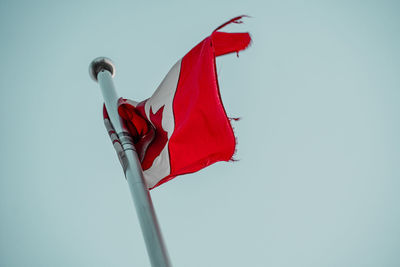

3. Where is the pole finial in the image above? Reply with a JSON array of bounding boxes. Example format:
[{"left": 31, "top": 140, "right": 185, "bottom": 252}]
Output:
[{"left": 89, "top": 57, "right": 116, "bottom": 82}]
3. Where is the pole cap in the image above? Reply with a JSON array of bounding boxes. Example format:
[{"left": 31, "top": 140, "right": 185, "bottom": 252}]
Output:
[{"left": 89, "top": 57, "right": 116, "bottom": 82}]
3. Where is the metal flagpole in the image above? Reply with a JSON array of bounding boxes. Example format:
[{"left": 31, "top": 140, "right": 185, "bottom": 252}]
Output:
[{"left": 89, "top": 57, "right": 171, "bottom": 267}]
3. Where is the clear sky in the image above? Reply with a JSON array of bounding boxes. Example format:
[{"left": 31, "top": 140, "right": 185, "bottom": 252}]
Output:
[{"left": 1, "top": 0, "right": 399, "bottom": 266}]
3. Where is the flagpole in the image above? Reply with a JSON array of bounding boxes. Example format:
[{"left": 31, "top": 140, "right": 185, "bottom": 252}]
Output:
[{"left": 89, "top": 57, "right": 171, "bottom": 267}]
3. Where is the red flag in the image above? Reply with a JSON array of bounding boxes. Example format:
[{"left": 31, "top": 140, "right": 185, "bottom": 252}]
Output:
[{"left": 104, "top": 16, "right": 251, "bottom": 189}]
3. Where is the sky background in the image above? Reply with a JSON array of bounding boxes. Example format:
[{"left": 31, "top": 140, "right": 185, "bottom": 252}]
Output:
[{"left": 1, "top": 0, "right": 400, "bottom": 266}]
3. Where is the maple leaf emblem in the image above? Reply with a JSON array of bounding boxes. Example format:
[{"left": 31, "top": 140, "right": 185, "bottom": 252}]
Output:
[{"left": 134, "top": 103, "right": 169, "bottom": 171}]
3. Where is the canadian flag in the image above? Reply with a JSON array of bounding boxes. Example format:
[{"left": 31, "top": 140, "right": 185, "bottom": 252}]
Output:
[{"left": 104, "top": 16, "right": 251, "bottom": 189}]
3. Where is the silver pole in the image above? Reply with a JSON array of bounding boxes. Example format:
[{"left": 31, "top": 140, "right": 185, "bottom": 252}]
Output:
[{"left": 89, "top": 57, "right": 171, "bottom": 267}]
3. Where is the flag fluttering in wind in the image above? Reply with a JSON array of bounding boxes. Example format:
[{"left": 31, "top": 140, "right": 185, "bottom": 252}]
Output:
[{"left": 104, "top": 16, "right": 251, "bottom": 189}]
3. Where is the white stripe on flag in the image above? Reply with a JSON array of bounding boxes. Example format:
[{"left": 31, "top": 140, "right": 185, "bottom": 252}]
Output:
[{"left": 143, "top": 60, "right": 181, "bottom": 188}]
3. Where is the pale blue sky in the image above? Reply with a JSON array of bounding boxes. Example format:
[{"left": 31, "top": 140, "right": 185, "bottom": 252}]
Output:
[{"left": 1, "top": 1, "right": 399, "bottom": 266}]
